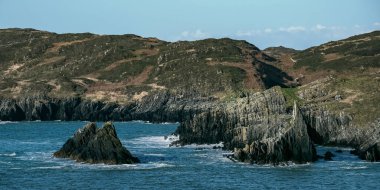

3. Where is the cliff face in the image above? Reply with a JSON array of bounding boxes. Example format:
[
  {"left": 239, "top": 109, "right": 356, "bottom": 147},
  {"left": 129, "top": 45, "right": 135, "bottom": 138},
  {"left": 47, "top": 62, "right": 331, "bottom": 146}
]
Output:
[
  {"left": 0, "top": 96, "right": 132, "bottom": 121},
  {"left": 298, "top": 77, "right": 380, "bottom": 162},
  {"left": 0, "top": 93, "right": 212, "bottom": 122},
  {"left": 175, "top": 87, "right": 316, "bottom": 164}
]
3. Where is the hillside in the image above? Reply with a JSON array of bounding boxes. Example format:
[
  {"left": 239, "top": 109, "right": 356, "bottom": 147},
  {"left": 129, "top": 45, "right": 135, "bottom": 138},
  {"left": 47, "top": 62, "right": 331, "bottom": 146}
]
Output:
[{"left": 0, "top": 28, "right": 292, "bottom": 103}]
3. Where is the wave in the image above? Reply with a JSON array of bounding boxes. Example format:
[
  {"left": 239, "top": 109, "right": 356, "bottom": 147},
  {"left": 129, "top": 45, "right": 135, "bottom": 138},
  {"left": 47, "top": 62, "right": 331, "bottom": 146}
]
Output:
[
  {"left": 50, "top": 161, "right": 175, "bottom": 171},
  {"left": 15, "top": 150, "right": 174, "bottom": 171},
  {"left": 0, "top": 121, "right": 18, "bottom": 125},
  {"left": 0, "top": 152, "right": 16, "bottom": 157},
  {"left": 19, "top": 141, "right": 52, "bottom": 145},
  {"left": 182, "top": 142, "right": 224, "bottom": 149},
  {"left": 160, "top": 122, "right": 180, "bottom": 125},
  {"left": 16, "top": 151, "right": 55, "bottom": 162},
  {"left": 144, "top": 153, "right": 166, "bottom": 157},
  {"left": 124, "top": 136, "right": 172, "bottom": 148},
  {"left": 341, "top": 166, "right": 368, "bottom": 170},
  {"left": 129, "top": 120, "right": 153, "bottom": 124},
  {"left": 32, "top": 166, "right": 65, "bottom": 170},
  {"left": 240, "top": 161, "right": 312, "bottom": 169}
]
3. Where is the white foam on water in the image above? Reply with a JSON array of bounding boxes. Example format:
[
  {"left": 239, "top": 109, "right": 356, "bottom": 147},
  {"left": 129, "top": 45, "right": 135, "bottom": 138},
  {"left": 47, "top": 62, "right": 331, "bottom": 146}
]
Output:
[
  {"left": 0, "top": 121, "right": 17, "bottom": 125},
  {"left": 124, "top": 136, "right": 172, "bottom": 148},
  {"left": 0, "top": 161, "right": 12, "bottom": 164},
  {"left": 18, "top": 141, "right": 52, "bottom": 145},
  {"left": 0, "top": 152, "right": 17, "bottom": 157},
  {"left": 17, "top": 151, "right": 55, "bottom": 162},
  {"left": 341, "top": 166, "right": 368, "bottom": 170},
  {"left": 182, "top": 142, "right": 224, "bottom": 149},
  {"left": 69, "top": 162, "right": 174, "bottom": 170},
  {"left": 241, "top": 161, "right": 312, "bottom": 169},
  {"left": 32, "top": 166, "right": 65, "bottom": 170},
  {"left": 18, "top": 150, "right": 175, "bottom": 171},
  {"left": 144, "top": 153, "right": 166, "bottom": 157},
  {"left": 160, "top": 122, "right": 180, "bottom": 125},
  {"left": 10, "top": 167, "right": 22, "bottom": 170},
  {"left": 130, "top": 120, "right": 152, "bottom": 124}
]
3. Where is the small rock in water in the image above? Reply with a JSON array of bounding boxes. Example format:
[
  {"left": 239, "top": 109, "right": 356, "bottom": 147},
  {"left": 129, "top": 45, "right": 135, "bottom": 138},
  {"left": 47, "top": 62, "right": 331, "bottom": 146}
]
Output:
[
  {"left": 335, "top": 149, "right": 343, "bottom": 153},
  {"left": 350, "top": 149, "right": 359, "bottom": 155},
  {"left": 53, "top": 122, "right": 139, "bottom": 164},
  {"left": 324, "top": 151, "right": 335, "bottom": 161}
]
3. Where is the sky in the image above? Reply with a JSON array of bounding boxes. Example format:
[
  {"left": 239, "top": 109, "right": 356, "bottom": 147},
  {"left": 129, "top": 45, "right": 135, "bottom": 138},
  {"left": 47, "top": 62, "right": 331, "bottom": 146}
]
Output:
[{"left": 0, "top": 0, "right": 379, "bottom": 50}]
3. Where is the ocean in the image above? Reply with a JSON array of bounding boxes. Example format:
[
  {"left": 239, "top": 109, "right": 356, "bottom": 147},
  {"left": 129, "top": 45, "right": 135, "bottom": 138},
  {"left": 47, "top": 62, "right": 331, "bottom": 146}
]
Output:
[{"left": 0, "top": 121, "right": 379, "bottom": 189}]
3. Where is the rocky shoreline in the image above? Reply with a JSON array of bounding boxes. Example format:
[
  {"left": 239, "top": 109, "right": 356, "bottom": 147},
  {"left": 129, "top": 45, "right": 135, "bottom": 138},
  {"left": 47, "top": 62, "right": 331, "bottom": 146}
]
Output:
[{"left": 1, "top": 86, "right": 379, "bottom": 164}]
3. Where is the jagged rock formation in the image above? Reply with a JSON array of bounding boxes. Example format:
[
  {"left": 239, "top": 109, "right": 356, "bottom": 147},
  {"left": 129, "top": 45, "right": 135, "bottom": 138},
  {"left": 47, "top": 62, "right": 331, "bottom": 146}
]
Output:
[
  {"left": 233, "top": 102, "right": 316, "bottom": 164},
  {"left": 175, "top": 87, "right": 316, "bottom": 164},
  {"left": 54, "top": 122, "right": 139, "bottom": 164}
]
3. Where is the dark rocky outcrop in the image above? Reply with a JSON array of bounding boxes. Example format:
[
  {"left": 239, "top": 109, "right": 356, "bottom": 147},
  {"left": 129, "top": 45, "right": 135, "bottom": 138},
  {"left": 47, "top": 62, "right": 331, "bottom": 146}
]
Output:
[
  {"left": 54, "top": 122, "right": 139, "bottom": 164},
  {"left": 174, "top": 87, "right": 317, "bottom": 165},
  {"left": 0, "top": 92, "right": 212, "bottom": 123},
  {"left": 324, "top": 151, "right": 335, "bottom": 161}
]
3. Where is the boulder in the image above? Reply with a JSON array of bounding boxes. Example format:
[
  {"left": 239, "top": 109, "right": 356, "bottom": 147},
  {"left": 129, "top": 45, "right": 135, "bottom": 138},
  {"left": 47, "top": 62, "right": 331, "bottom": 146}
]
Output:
[{"left": 54, "top": 122, "right": 139, "bottom": 164}]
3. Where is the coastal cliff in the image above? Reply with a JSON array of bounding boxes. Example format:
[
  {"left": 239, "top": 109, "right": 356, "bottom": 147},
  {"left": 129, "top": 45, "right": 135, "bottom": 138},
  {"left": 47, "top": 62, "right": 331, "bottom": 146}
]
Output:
[
  {"left": 174, "top": 87, "right": 316, "bottom": 164},
  {"left": 1, "top": 28, "right": 379, "bottom": 164}
]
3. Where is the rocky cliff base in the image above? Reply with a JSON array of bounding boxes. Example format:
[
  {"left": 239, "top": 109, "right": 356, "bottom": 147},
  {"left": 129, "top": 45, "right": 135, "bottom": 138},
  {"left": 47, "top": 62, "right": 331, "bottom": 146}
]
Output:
[
  {"left": 54, "top": 122, "right": 139, "bottom": 164},
  {"left": 174, "top": 86, "right": 380, "bottom": 164},
  {"left": 174, "top": 87, "right": 317, "bottom": 164}
]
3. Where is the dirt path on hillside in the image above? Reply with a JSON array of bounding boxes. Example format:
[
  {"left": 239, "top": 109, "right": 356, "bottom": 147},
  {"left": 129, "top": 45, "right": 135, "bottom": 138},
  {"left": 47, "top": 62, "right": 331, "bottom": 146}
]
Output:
[
  {"left": 46, "top": 37, "right": 97, "bottom": 53},
  {"left": 127, "top": 66, "right": 154, "bottom": 85}
]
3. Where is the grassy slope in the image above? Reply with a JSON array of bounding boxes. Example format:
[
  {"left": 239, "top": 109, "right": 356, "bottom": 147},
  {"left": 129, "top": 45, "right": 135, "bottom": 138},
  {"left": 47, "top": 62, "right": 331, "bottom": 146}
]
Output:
[
  {"left": 0, "top": 29, "right": 270, "bottom": 102},
  {"left": 280, "top": 31, "right": 380, "bottom": 126}
]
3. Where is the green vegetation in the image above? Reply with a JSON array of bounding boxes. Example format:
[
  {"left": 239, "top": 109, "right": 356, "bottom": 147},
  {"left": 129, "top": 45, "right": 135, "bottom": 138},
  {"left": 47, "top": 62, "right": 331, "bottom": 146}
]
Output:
[
  {"left": 281, "top": 87, "right": 302, "bottom": 108},
  {"left": 293, "top": 31, "right": 380, "bottom": 71},
  {"left": 327, "top": 75, "right": 380, "bottom": 125},
  {"left": 0, "top": 28, "right": 259, "bottom": 100}
]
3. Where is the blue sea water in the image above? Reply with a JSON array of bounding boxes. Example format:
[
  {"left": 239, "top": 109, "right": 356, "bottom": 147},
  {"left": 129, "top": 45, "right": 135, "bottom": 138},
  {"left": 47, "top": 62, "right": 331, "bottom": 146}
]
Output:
[{"left": 0, "top": 121, "right": 379, "bottom": 189}]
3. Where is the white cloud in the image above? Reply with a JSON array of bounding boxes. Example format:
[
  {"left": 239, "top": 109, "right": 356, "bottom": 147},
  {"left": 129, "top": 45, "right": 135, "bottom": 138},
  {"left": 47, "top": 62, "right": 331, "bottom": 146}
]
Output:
[
  {"left": 279, "top": 26, "right": 306, "bottom": 33},
  {"left": 181, "top": 31, "right": 189, "bottom": 37},
  {"left": 235, "top": 30, "right": 261, "bottom": 37},
  {"left": 373, "top": 22, "right": 380, "bottom": 26},
  {"left": 180, "top": 29, "right": 208, "bottom": 40},
  {"left": 264, "top": 28, "right": 272, "bottom": 33},
  {"left": 315, "top": 24, "right": 327, "bottom": 30}
]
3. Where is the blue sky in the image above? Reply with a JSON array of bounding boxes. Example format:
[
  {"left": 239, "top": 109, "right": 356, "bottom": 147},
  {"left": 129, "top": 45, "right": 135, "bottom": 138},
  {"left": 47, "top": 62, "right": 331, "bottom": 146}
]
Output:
[{"left": 0, "top": 0, "right": 379, "bottom": 49}]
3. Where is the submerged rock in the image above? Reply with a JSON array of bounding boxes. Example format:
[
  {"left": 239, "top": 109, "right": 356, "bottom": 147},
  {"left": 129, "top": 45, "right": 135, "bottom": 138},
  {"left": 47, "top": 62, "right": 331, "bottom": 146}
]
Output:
[
  {"left": 358, "top": 142, "right": 380, "bottom": 162},
  {"left": 324, "top": 151, "right": 335, "bottom": 161},
  {"left": 54, "top": 122, "right": 139, "bottom": 164}
]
